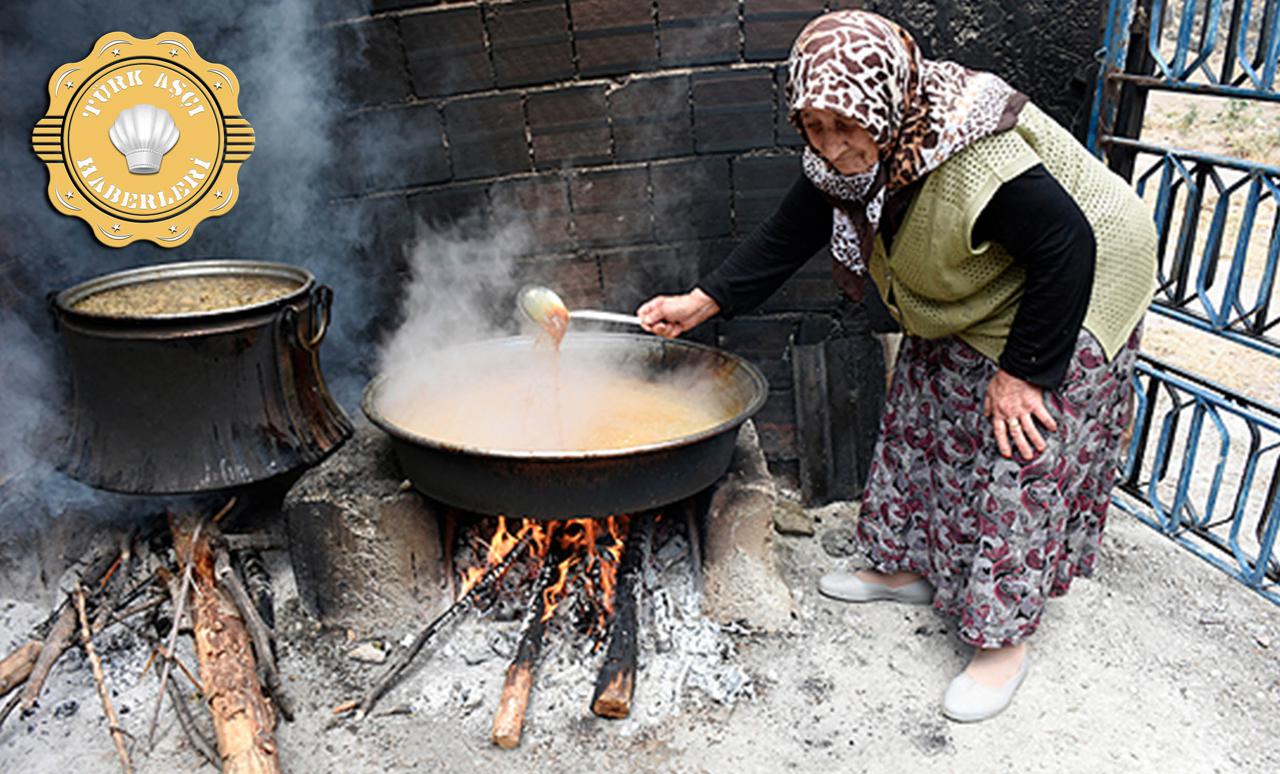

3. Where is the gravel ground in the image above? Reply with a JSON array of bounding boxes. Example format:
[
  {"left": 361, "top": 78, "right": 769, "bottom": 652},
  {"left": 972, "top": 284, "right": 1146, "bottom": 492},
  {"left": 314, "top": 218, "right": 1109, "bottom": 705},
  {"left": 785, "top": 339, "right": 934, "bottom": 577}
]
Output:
[{"left": 2, "top": 498, "right": 1277, "bottom": 773}]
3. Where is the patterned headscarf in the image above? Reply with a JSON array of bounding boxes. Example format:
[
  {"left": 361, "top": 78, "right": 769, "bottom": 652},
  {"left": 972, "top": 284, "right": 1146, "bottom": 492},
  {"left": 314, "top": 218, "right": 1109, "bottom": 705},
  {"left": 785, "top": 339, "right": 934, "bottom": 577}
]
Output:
[{"left": 787, "top": 11, "right": 1027, "bottom": 282}]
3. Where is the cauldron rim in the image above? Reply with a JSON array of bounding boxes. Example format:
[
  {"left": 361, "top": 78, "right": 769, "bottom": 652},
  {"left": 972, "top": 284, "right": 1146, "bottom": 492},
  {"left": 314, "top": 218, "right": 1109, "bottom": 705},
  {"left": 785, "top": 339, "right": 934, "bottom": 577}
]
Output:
[
  {"left": 53, "top": 258, "right": 314, "bottom": 326},
  {"left": 361, "top": 332, "right": 769, "bottom": 461}
]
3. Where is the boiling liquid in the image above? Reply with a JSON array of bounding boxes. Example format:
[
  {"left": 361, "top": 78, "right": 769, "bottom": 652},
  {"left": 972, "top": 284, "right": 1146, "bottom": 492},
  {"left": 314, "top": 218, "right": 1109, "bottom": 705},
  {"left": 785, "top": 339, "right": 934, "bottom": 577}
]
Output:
[{"left": 387, "top": 358, "right": 725, "bottom": 452}]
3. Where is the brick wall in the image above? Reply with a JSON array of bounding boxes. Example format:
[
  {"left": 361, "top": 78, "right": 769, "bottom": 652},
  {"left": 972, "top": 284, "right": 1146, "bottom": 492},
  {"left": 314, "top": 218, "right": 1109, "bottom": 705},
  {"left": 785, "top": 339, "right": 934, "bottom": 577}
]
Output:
[{"left": 326, "top": 0, "right": 1106, "bottom": 476}]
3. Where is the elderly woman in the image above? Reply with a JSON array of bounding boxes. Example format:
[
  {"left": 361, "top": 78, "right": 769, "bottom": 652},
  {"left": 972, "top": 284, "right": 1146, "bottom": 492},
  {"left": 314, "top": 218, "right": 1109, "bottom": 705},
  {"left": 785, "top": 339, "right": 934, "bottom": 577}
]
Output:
[{"left": 638, "top": 10, "right": 1156, "bottom": 722}]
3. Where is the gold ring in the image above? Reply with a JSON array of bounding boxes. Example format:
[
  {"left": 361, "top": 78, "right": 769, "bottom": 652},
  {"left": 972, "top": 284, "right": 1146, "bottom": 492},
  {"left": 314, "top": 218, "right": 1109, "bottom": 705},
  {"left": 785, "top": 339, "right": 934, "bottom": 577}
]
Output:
[{"left": 1008, "top": 418, "right": 1021, "bottom": 430}]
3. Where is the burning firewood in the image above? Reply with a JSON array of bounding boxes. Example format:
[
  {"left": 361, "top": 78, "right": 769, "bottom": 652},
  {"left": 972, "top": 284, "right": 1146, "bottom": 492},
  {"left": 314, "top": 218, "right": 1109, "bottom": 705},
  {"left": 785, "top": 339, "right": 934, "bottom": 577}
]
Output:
[
  {"left": 169, "top": 512, "right": 282, "bottom": 774},
  {"left": 73, "top": 585, "right": 133, "bottom": 774},
  {"left": 491, "top": 535, "right": 576, "bottom": 750},
  {"left": 354, "top": 530, "right": 535, "bottom": 721},
  {"left": 591, "top": 512, "right": 655, "bottom": 719}
]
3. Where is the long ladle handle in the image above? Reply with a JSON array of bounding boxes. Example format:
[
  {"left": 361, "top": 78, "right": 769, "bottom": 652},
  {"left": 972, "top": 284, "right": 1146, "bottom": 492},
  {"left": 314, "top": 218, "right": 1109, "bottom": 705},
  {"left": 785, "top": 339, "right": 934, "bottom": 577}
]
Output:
[{"left": 569, "top": 310, "right": 644, "bottom": 327}]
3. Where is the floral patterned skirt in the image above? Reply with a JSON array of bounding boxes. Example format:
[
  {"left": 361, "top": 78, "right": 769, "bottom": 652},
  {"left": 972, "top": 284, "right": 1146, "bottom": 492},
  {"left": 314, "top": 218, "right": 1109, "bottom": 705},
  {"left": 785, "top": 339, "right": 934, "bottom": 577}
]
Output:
[{"left": 855, "top": 325, "right": 1142, "bottom": 648}]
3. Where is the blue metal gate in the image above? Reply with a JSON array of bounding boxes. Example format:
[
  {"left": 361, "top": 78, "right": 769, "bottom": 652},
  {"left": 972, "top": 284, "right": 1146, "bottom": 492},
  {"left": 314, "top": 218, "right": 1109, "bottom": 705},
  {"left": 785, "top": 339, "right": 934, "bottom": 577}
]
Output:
[{"left": 1088, "top": 0, "right": 1280, "bottom": 603}]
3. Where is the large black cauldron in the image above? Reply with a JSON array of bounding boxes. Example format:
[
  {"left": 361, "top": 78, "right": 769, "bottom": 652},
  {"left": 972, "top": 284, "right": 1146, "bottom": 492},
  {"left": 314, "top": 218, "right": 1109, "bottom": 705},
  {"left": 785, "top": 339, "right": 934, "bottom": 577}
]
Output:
[
  {"left": 53, "top": 259, "right": 352, "bottom": 494},
  {"left": 362, "top": 332, "right": 768, "bottom": 518}
]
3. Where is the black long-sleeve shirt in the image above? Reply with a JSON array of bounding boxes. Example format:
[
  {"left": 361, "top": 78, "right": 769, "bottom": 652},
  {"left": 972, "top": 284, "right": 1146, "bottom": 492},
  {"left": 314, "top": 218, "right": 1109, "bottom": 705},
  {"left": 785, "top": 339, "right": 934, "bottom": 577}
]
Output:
[{"left": 698, "top": 164, "right": 1096, "bottom": 389}]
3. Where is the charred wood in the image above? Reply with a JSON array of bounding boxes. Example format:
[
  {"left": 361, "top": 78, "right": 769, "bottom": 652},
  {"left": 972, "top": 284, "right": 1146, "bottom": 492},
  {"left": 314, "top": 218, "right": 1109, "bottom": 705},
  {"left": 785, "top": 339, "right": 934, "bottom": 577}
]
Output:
[
  {"left": 215, "top": 548, "right": 292, "bottom": 722},
  {"left": 222, "top": 534, "right": 284, "bottom": 554},
  {"left": 591, "top": 512, "right": 654, "bottom": 719},
  {"left": 235, "top": 550, "right": 275, "bottom": 631},
  {"left": 682, "top": 499, "right": 704, "bottom": 597},
  {"left": 491, "top": 536, "right": 571, "bottom": 750}
]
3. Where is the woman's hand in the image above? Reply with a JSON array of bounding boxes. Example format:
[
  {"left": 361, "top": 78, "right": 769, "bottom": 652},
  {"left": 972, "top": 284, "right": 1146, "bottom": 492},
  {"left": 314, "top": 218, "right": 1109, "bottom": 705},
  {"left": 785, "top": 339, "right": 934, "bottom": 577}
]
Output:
[
  {"left": 982, "top": 369, "right": 1058, "bottom": 460},
  {"left": 637, "top": 288, "right": 720, "bottom": 339}
]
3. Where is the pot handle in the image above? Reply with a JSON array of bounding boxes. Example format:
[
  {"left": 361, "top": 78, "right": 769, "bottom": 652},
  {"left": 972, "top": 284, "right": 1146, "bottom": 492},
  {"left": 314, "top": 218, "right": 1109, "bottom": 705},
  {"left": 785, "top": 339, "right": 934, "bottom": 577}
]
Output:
[
  {"left": 308, "top": 285, "right": 333, "bottom": 349},
  {"left": 280, "top": 285, "right": 333, "bottom": 352}
]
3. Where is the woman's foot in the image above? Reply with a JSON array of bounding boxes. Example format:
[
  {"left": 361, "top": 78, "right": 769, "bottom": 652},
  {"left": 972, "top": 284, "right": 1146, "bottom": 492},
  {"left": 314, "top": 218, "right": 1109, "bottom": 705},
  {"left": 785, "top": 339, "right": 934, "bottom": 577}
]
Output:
[
  {"left": 855, "top": 569, "right": 923, "bottom": 588},
  {"left": 817, "top": 568, "right": 933, "bottom": 604},
  {"left": 942, "top": 643, "right": 1029, "bottom": 722},
  {"left": 965, "top": 643, "right": 1027, "bottom": 686}
]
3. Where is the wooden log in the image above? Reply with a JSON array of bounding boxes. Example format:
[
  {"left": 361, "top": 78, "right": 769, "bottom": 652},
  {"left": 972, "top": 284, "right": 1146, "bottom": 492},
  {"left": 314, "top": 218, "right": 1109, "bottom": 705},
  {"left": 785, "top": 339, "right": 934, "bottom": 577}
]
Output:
[
  {"left": 590, "top": 513, "right": 653, "bottom": 719},
  {"left": 20, "top": 603, "right": 76, "bottom": 712},
  {"left": 170, "top": 513, "right": 282, "bottom": 774},
  {"left": 0, "top": 641, "right": 40, "bottom": 698},
  {"left": 357, "top": 532, "right": 533, "bottom": 720},
  {"left": 491, "top": 540, "right": 566, "bottom": 750},
  {"left": 682, "top": 499, "right": 704, "bottom": 596},
  {"left": 74, "top": 585, "right": 133, "bottom": 774}
]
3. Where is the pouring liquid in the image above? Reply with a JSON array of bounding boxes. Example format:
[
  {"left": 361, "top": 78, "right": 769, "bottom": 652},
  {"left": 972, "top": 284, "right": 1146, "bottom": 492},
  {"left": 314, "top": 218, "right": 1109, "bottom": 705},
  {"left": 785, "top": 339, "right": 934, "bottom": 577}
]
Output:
[{"left": 530, "top": 306, "right": 569, "bottom": 448}]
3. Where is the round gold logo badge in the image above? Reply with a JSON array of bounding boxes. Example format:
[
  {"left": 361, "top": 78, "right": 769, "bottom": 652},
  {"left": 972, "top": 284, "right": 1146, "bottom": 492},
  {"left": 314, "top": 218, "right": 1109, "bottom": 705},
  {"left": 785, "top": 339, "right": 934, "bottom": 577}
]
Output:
[{"left": 32, "top": 32, "right": 253, "bottom": 248}]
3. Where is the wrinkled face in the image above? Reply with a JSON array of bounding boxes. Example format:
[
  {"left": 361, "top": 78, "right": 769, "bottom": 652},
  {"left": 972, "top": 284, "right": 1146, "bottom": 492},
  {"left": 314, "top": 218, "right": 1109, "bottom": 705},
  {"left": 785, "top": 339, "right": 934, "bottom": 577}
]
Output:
[{"left": 798, "top": 107, "right": 880, "bottom": 175}]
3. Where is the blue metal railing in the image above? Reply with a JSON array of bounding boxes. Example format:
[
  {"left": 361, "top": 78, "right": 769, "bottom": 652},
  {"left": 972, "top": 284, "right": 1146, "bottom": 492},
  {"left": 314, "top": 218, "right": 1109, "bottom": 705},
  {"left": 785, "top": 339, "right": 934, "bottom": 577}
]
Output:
[
  {"left": 1090, "top": 0, "right": 1280, "bottom": 604},
  {"left": 1119, "top": 139, "right": 1280, "bottom": 353},
  {"left": 1114, "top": 356, "right": 1280, "bottom": 602}
]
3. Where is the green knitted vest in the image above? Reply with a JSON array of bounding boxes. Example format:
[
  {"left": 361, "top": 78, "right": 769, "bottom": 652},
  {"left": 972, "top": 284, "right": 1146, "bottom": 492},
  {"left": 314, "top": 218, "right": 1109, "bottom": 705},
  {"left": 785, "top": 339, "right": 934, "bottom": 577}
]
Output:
[{"left": 867, "top": 103, "right": 1156, "bottom": 362}]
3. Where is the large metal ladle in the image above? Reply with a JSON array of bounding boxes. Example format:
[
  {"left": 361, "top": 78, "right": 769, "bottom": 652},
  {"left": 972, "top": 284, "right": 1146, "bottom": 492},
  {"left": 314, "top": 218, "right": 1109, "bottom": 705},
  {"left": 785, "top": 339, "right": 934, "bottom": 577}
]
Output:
[{"left": 517, "top": 285, "right": 643, "bottom": 334}]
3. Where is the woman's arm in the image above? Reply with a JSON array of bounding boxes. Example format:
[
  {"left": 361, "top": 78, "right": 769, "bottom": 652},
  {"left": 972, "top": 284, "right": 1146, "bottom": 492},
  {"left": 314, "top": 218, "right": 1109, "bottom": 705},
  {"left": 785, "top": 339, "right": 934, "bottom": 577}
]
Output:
[
  {"left": 697, "top": 174, "right": 833, "bottom": 317},
  {"left": 975, "top": 163, "right": 1095, "bottom": 459},
  {"left": 975, "top": 164, "right": 1096, "bottom": 390}
]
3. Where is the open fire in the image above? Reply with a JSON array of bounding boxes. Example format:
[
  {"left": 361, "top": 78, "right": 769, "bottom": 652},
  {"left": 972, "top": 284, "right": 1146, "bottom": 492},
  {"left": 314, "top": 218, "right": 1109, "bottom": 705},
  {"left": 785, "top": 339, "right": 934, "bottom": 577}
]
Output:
[
  {"left": 459, "top": 515, "right": 629, "bottom": 638},
  {"left": 453, "top": 513, "right": 645, "bottom": 747}
]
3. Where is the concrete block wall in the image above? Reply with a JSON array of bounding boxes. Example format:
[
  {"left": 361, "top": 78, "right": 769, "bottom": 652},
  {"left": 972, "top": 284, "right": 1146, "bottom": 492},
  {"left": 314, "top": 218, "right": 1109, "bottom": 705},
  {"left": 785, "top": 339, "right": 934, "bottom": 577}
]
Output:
[{"left": 326, "top": 0, "right": 1106, "bottom": 473}]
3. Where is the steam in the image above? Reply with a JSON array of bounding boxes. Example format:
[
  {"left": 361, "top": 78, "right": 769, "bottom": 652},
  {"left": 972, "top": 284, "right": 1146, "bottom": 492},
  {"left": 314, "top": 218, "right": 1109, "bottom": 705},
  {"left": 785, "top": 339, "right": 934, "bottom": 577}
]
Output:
[
  {"left": 377, "top": 216, "right": 534, "bottom": 388},
  {"left": 372, "top": 213, "right": 737, "bottom": 456}
]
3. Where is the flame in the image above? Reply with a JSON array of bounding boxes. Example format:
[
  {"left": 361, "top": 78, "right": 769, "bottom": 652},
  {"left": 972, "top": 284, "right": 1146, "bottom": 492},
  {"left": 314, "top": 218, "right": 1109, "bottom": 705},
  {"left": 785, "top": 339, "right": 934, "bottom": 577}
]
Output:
[
  {"left": 456, "top": 514, "right": 633, "bottom": 636},
  {"left": 459, "top": 516, "right": 545, "bottom": 596},
  {"left": 597, "top": 515, "right": 627, "bottom": 615},
  {"left": 541, "top": 555, "right": 578, "bottom": 622}
]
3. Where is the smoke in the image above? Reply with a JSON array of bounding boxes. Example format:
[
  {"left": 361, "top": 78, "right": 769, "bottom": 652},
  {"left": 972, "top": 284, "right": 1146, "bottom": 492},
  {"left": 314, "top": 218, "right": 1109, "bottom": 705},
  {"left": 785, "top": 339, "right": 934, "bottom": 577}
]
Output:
[
  {"left": 0, "top": 315, "right": 58, "bottom": 485},
  {"left": 0, "top": 0, "right": 394, "bottom": 537}
]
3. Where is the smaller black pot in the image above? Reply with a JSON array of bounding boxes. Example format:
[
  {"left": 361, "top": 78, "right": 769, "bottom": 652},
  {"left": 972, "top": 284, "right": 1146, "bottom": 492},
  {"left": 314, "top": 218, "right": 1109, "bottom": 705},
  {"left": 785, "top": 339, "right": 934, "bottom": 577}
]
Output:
[{"left": 53, "top": 259, "right": 352, "bottom": 494}]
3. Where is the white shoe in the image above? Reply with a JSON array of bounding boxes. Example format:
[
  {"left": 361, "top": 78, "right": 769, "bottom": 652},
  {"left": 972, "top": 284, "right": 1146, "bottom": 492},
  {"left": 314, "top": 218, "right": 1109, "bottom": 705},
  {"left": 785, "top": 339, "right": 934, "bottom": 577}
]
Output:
[
  {"left": 817, "top": 571, "right": 934, "bottom": 604},
  {"left": 942, "top": 653, "right": 1029, "bottom": 722}
]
